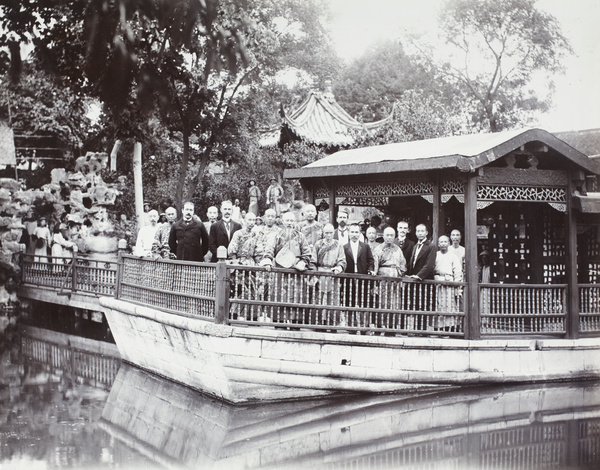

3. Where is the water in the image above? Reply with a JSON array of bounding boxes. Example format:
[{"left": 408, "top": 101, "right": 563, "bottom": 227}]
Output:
[{"left": 1, "top": 330, "right": 599, "bottom": 469}]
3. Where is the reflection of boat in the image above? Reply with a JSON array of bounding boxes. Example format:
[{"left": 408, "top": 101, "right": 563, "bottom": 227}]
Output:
[{"left": 100, "top": 365, "right": 600, "bottom": 470}]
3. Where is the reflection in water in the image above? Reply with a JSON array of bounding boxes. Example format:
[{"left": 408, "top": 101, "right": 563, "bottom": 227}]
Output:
[
  {"left": 1, "top": 331, "right": 599, "bottom": 469},
  {"left": 102, "top": 365, "right": 600, "bottom": 469}
]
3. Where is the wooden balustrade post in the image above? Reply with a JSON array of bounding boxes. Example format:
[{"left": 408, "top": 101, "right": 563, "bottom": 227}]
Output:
[
  {"left": 71, "top": 252, "right": 78, "bottom": 292},
  {"left": 214, "top": 248, "right": 230, "bottom": 325},
  {"left": 115, "top": 252, "right": 123, "bottom": 299}
]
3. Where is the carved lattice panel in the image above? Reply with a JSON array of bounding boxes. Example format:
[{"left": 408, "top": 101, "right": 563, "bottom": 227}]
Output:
[
  {"left": 542, "top": 204, "right": 567, "bottom": 284},
  {"left": 442, "top": 179, "right": 465, "bottom": 194},
  {"left": 336, "top": 181, "right": 433, "bottom": 198},
  {"left": 314, "top": 185, "right": 329, "bottom": 199},
  {"left": 588, "top": 263, "right": 600, "bottom": 284},
  {"left": 478, "top": 185, "right": 566, "bottom": 203},
  {"left": 338, "top": 197, "right": 389, "bottom": 206},
  {"left": 543, "top": 207, "right": 566, "bottom": 258}
]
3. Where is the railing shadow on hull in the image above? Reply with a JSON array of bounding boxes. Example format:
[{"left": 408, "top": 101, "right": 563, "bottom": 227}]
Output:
[{"left": 112, "top": 255, "right": 600, "bottom": 339}]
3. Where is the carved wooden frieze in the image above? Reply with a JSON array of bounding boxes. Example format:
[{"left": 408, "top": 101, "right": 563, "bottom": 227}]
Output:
[
  {"left": 314, "top": 185, "right": 329, "bottom": 199},
  {"left": 442, "top": 179, "right": 465, "bottom": 194},
  {"left": 338, "top": 197, "right": 389, "bottom": 206},
  {"left": 335, "top": 180, "right": 434, "bottom": 198},
  {"left": 477, "top": 185, "right": 566, "bottom": 203}
]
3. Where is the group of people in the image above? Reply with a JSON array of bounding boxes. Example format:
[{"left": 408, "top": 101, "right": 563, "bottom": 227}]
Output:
[
  {"left": 135, "top": 201, "right": 466, "bottom": 331},
  {"left": 23, "top": 214, "right": 79, "bottom": 268}
]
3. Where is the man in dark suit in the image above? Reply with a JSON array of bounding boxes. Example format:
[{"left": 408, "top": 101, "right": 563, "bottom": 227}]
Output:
[
  {"left": 169, "top": 201, "right": 209, "bottom": 262},
  {"left": 394, "top": 220, "right": 415, "bottom": 262},
  {"left": 342, "top": 223, "right": 374, "bottom": 329},
  {"left": 407, "top": 224, "right": 436, "bottom": 280},
  {"left": 344, "top": 224, "right": 374, "bottom": 275},
  {"left": 209, "top": 200, "right": 242, "bottom": 262},
  {"left": 406, "top": 223, "right": 437, "bottom": 322}
]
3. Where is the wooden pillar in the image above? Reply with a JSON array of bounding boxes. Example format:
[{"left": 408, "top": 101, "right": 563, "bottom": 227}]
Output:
[
  {"left": 432, "top": 174, "right": 441, "bottom": 243},
  {"left": 71, "top": 251, "right": 78, "bottom": 292},
  {"left": 214, "top": 257, "right": 230, "bottom": 325},
  {"left": 115, "top": 252, "right": 124, "bottom": 299},
  {"left": 306, "top": 181, "right": 314, "bottom": 206},
  {"left": 464, "top": 173, "right": 480, "bottom": 339},
  {"left": 565, "top": 173, "right": 580, "bottom": 339},
  {"left": 328, "top": 184, "right": 336, "bottom": 225}
]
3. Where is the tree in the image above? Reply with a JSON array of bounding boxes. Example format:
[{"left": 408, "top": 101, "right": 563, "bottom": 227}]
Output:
[
  {"left": 333, "top": 40, "right": 437, "bottom": 122},
  {"left": 350, "top": 90, "right": 461, "bottom": 147},
  {"left": 1, "top": 0, "right": 339, "bottom": 209},
  {"left": 418, "top": 0, "right": 572, "bottom": 132}
]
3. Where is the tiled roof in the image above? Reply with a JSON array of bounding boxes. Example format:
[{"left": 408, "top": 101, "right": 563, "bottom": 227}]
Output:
[
  {"left": 285, "top": 128, "right": 600, "bottom": 179},
  {"left": 555, "top": 128, "right": 600, "bottom": 158},
  {"left": 259, "top": 91, "right": 392, "bottom": 147},
  {"left": 0, "top": 122, "right": 16, "bottom": 166}
]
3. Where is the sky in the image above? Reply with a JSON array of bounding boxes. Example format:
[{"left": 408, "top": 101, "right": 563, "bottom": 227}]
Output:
[{"left": 324, "top": 0, "right": 600, "bottom": 132}]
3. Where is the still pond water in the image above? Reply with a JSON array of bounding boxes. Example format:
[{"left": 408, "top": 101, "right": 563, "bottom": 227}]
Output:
[{"left": 1, "top": 329, "right": 599, "bottom": 470}]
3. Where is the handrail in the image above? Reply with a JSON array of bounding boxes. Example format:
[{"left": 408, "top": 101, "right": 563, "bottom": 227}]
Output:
[
  {"left": 20, "top": 254, "right": 600, "bottom": 337},
  {"left": 21, "top": 253, "right": 117, "bottom": 296}
]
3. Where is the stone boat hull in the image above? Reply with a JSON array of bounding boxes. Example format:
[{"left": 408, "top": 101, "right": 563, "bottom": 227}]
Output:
[{"left": 100, "top": 297, "right": 600, "bottom": 404}]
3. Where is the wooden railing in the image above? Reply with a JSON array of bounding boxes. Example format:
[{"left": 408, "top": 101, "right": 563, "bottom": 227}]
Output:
[
  {"left": 22, "top": 253, "right": 117, "bottom": 296},
  {"left": 479, "top": 284, "right": 567, "bottom": 334},
  {"left": 579, "top": 284, "right": 600, "bottom": 333},
  {"left": 228, "top": 266, "right": 465, "bottom": 336},
  {"left": 21, "top": 254, "right": 600, "bottom": 337},
  {"left": 116, "top": 256, "right": 216, "bottom": 319}
]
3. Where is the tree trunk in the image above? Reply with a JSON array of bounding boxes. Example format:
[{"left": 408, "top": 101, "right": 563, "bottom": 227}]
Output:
[{"left": 175, "top": 130, "right": 190, "bottom": 211}]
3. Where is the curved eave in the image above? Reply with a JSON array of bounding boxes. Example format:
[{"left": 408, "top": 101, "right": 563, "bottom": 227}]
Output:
[{"left": 284, "top": 129, "right": 600, "bottom": 181}]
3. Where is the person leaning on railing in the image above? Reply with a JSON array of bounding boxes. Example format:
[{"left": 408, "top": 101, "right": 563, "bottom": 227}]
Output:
[
  {"left": 373, "top": 227, "right": 407, "bottom": 328},
  {"left": 260, "top": 211, "right": 311, "bottom": 325},
  {"left": 405, "top": 224, "right": 437, "bottom": 329},
  {"left": 433, "top": 235, "right": 463, "bottom": 332},
  {"left": 309, "top": 223, "right": 346, "bottom": 327},
  {"left": 342, "top": 223, "right": 375, "bottom": 330}
]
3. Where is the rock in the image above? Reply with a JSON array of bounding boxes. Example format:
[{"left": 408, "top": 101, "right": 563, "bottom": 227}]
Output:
[
  {"left": 0, "top": 178, "right": 21, "bottom": 192},
  {"left": 50, "top": 168, "right": 68, "bottom": 184}
]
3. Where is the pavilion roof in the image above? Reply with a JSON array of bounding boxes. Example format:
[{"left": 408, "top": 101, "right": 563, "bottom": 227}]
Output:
[
  {"left": 555, "top": 128, "right": 600, "bottom": 158},
  {"left": 284, "top": 128, "right": 600, "bottom": 180},
  {"left": 259, "top": 90, "right": 393, "bottom": 148}
]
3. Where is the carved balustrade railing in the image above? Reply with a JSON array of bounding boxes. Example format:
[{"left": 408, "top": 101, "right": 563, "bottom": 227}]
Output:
[
  {"left": 579, "top": 284, "right": 600, "bottom": 333},
  {"left": 479, "top": 283, "right": 567, "bottom": 334},
  {"left": 21, "top": 254, "right": 600, "bottom": 337},
  {"left": 227, "top": 267, "right": 466, "bottom": 337}
]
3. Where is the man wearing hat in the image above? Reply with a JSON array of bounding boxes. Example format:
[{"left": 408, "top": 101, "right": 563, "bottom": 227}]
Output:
[{"left": 266, "top": 177, "right": 283, "bottom": 216}]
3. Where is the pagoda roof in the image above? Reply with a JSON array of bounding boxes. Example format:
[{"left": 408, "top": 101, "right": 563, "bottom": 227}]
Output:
[
  {"left": 284, "top": 128, "right": 600, "bottom": 180},
  {"left": 259, "top": 90, "right": 393, "bottom": 148}
]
